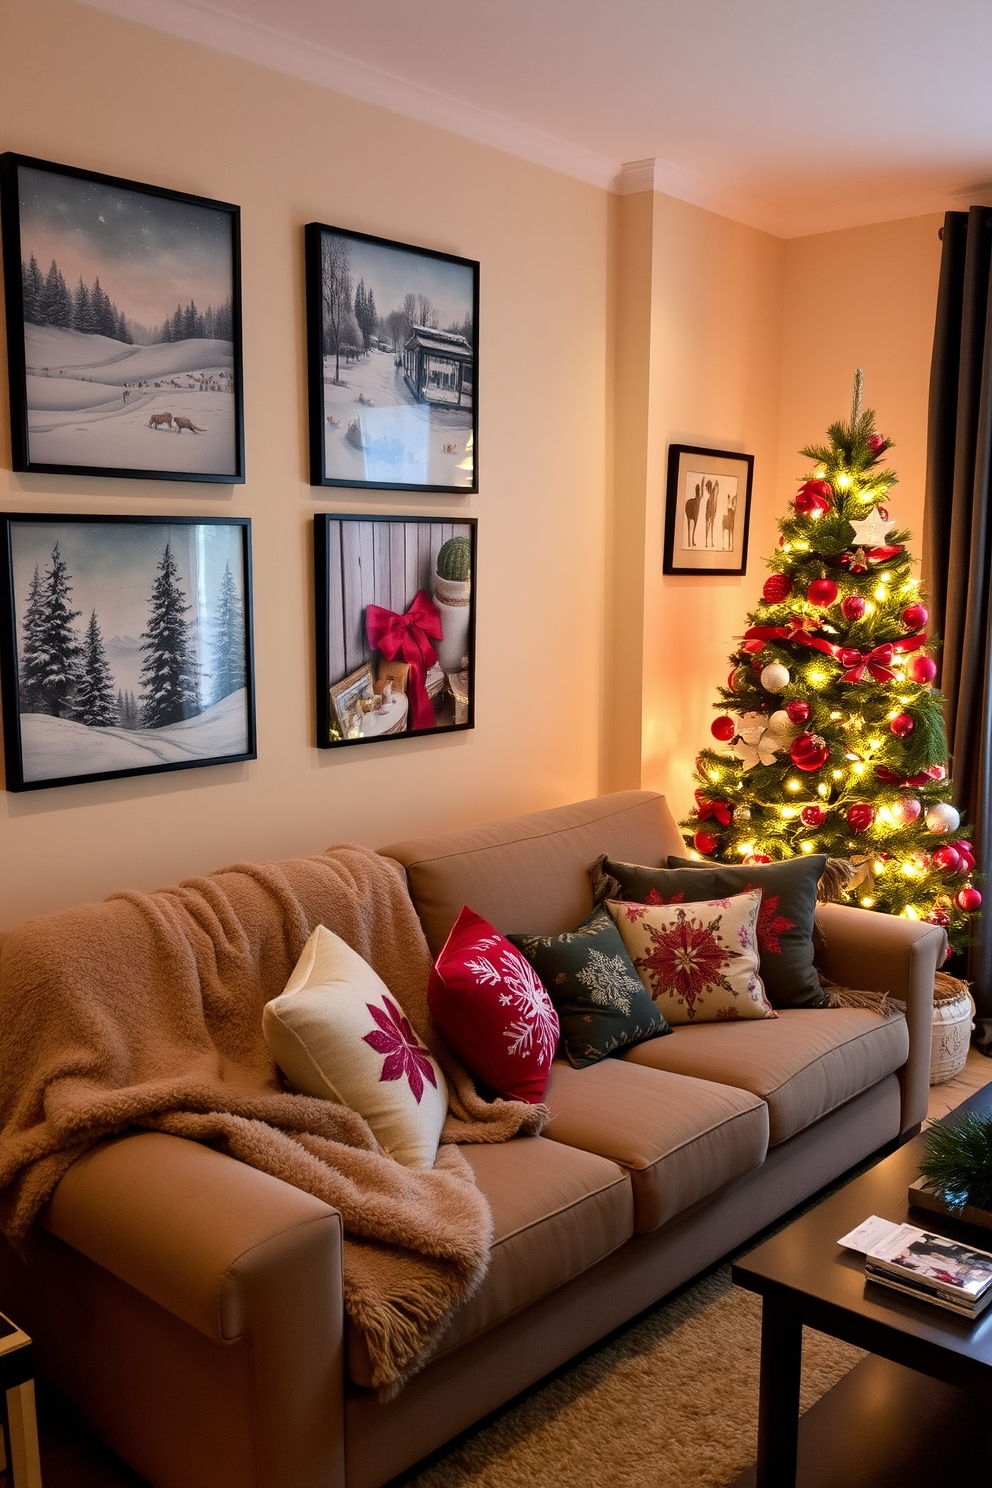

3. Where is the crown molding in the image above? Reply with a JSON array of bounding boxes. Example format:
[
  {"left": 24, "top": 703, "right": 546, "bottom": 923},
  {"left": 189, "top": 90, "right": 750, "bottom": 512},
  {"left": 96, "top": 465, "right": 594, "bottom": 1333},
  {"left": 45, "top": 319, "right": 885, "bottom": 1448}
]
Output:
[{"left": 74, "top": 0, "right": 620, "bottom": 190}]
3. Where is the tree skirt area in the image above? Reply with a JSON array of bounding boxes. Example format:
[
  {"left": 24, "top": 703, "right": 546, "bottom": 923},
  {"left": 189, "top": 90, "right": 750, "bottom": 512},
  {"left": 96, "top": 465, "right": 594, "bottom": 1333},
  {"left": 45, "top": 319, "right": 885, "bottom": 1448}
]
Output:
[{"left": 407, "top": 1265, "right": 863, "bottom": 1488}]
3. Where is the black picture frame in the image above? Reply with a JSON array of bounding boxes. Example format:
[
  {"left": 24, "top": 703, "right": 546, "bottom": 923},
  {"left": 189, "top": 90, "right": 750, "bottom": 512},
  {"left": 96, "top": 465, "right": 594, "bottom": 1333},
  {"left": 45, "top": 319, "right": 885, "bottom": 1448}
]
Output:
[
  {"left": 314, "top": 514, "right": 476, "bottom": 748},
  {"left": 305, "top": 223, "right": 478, "bottom": 493},
  {"left": 0, "top": 153, "right": 244, "bottom": 483},
  {"left": 663, "top": 444, "right": 754, "bottom": 576},
  {"left": 0, "top": 513, "right": 255, "bottom": 791}
]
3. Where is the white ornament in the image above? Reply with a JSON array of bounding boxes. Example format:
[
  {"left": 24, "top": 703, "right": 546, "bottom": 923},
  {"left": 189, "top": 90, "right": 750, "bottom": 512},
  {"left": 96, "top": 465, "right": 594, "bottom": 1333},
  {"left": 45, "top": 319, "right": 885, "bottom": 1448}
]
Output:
[
  {"left": 925, "top": 802, "right": 961, "bottom": 835},
  {"left": 760, "top": 663, "right": 790, "bottom": 692},
  {"left": 890, "top": 797, "right": 922, "bottom": 827},
  {"left": 848, "top": 510, "right": 896, "bottom": 548}
]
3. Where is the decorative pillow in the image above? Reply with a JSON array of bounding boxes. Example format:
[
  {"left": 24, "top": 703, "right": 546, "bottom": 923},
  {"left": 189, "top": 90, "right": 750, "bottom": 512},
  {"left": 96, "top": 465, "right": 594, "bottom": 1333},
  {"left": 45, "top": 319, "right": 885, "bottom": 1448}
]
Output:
[
  {"left": 605, "top": 890, "right": 776, "bottom": 1025},
  {"left": 262, "top": 925, "right": 448, "bottom": 1169},
  {"left": 428, "top": 906, "right": 559, "bottom": 1103},
  {"left": 507, "top": 906, "right": 671, "bottom": 1069},
  {"left": 667, "top": 855, "right": 827, "bottom": 1009},
  {"left": 590, "top": 853, "right": 826, "bottom": 1010}
]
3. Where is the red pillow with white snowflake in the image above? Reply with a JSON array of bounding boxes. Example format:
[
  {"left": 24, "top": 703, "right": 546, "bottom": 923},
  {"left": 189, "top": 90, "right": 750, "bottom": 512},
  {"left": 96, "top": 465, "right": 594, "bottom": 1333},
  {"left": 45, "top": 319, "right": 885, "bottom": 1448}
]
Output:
[
  {"left": 428, "top": 906, "right": 560, "bottom": 1103},
  {"left": 605, "top": 890, "right": 776, "bottom": 1025}
]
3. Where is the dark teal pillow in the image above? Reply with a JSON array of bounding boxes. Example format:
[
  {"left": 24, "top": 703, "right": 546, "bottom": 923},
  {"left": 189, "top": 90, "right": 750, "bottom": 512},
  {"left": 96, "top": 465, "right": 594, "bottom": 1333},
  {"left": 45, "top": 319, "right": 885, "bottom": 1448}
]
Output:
[
  {"left": 508, "top": 906, "right": 670, "bottom": 1069},
  {"left": 589, "top": 854, "right": 827, "bottom": 1010}
]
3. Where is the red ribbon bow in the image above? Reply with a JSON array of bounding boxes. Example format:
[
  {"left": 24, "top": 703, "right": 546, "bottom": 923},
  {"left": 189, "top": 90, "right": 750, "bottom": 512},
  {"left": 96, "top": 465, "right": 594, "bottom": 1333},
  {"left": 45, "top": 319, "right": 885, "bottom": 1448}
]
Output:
[
  {"left": 366, "top": 591, "right": 444, "bottom": 731},
  {"left": 821, "top": 544, "right": 904, "bottom": 572},
  {"left": 694, "top": 790, "right": 732, "bottom": 826},
  {"left": 840, "top": 634, "right": 925, "bottom": 684},
  {"left": 840, "top": 643, "right": 895, "bottom": 684}
]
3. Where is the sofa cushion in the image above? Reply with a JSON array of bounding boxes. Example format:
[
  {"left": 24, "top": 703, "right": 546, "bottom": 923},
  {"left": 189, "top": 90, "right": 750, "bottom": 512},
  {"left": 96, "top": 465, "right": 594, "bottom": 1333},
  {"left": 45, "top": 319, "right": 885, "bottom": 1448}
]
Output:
[
  {"left": 540, "top": 1058, "right": 768, "bottom": 1233},
  {"left": 621, "top": 1007, "right": 909, "bottom": 1146},
  {"left": 346, "top": 1134, "right": 633, "bottom": 1387},
  {"left": 428, "top": 906, "right": 559, "bottom": 1103},
  {"left": 379, "top": 790, "right": 686, "bottom": 954},
  {"left": 262, "top": 925, "right": 448, "bottom": 1169},
  {"left": 591, "top": 853, "right": 826, "bottom": 1010},
  {"left": 606, "top": 891, "right": 776, "bottom": 1024},
  {"left": 507, "top": 905, "right": 670, "bottom": 1068}
]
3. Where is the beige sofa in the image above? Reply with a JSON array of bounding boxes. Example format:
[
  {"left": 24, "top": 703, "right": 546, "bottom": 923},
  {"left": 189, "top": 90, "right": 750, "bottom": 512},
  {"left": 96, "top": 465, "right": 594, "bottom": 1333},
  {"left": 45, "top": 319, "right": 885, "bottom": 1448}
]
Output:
[{"left": 0, "top": 791, "right": 944, "bottom": 1488}]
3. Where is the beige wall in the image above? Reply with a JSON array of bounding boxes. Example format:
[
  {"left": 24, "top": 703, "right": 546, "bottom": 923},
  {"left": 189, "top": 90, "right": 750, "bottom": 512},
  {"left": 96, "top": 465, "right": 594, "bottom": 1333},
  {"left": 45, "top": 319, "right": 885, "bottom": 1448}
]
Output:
[
  {"left": 0, "top": 1, "right": 945, "bottom": 929},
  {"left": 778, "top": 214, "right": 943, "bottom": 544},
  {"left": 0, "top": 0, "right": 610, "bottom": 928}
]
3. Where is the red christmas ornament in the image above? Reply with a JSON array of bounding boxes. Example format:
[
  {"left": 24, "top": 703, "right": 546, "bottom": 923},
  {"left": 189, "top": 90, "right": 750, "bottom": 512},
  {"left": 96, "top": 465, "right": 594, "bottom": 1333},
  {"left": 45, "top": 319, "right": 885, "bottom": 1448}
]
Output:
[
  {"left": 795, "top": 480, "right": 833, "bottom": 516},
  {"left": 892, "top": 796, "right": 922, "bottom": 826},
  {"left": 800, "top": 805, "right": 825, "bottom": 828},
  {"left": 902, "top": 603, "right": 928, "bottom": 630},
  {"left": 847, "top": 802, "right": 876, "bottom": 832},
  {"left": 925, "top": 910, "right": 950, "bottom": 927},
  {"left": 841, "top": 594, "right": 866, "bottom": 621},
  {"left": 877, "top": 507, "right": 889, "bottom": 521},
  {"left": 693, "top": 831, "right": 718, "bottom": 855},
  {"left": 807, "top": 576, "right": 838, "bottom": 607},
  {"left": 889, "top": 712, "right": 914, "bottom": 739},
  {"left": 908, "top": 655, "right": 937, "bottom": 684},
  {"left": 711, "top": 716, "right": 736, "bottom": 742},
  {"left": 785, "top": 698, "right": 811, "bottom": 725},
  {"left": 762, "top": 573, "right": 793, "bottom": 603},
  {"left": 957, "top": 886, "right": 983, "bottom": 912},
  {"left": 868, "top": 433, "right": 886, "bottom": 454},
  {"left": 743, "top": 853, "right": 772, "bottom": 865},
  {"left": 927, "top": 763, "right": 947, "bottom": 781},
  {"left": 790, "top": 733, "right": 830, "bottom": 772},
  {"left": 933, "top": 844, "right": 963, "bottom": 873},
  {"left": 956, "top": 842, "right": 976, "bottom": 872}
]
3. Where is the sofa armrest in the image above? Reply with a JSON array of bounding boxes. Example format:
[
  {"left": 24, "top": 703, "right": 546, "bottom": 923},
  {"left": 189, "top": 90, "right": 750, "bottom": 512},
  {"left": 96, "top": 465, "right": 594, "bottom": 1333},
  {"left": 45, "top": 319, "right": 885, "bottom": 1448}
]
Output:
[
  {"left": 815, "top": 902, "right": 944, "bottom": 1133},
  {"left": 42, "top": 1130, "right": 346, "bottom": 1488}
]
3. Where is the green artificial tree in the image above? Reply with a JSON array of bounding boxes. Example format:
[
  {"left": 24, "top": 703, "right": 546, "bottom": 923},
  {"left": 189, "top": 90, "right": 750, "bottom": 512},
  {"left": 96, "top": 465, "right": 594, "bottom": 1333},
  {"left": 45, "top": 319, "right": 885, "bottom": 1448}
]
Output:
[{"left": 682, "top": 372, "right": 980, "bottom": 952}]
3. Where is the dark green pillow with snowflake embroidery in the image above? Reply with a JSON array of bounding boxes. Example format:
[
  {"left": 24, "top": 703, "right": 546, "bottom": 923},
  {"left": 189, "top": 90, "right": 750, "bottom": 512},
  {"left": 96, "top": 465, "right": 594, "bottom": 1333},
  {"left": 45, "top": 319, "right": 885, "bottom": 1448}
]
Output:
[
  {"left": 589, "top": 853, "right": 827, "bottom": 1010},
  {"left": 507, "top": 906, "right": 671, "bottom": 1069}
]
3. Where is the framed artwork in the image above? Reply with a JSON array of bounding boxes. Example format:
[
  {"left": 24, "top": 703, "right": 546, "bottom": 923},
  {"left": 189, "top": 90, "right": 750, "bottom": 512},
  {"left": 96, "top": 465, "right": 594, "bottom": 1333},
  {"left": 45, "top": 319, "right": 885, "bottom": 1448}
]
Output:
[
  {"left": 0, "top": 153, "right": 244, "bottom": 482},
  {"left": 314, "top": 515, "right": 476, "bottom": 748},
  {"left": 663, "top": 444, "right": 754, "bottom": 576},
  {"left": 305, "top": 223, "right": 478, "bottom": 492},
  {"left": 0, "top": 514, "right": 255, "bottom": 791}
]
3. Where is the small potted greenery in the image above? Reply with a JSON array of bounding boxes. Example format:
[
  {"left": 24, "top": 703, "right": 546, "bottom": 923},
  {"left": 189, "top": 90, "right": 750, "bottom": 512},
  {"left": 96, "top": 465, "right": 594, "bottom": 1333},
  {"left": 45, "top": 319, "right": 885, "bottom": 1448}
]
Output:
[
  {"left": 911, "top": 1112, "right": 992, "bottom": 1229},
  {"left": 432, "top": 536, "right": 472, "bottom": 675}
]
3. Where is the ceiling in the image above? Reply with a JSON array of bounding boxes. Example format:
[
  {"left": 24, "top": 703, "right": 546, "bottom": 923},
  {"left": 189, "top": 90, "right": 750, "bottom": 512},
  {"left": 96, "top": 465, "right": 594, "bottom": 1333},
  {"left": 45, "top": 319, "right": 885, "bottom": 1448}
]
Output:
[{"left": 80, "top": 0, "right": 992, "bottom": 237}]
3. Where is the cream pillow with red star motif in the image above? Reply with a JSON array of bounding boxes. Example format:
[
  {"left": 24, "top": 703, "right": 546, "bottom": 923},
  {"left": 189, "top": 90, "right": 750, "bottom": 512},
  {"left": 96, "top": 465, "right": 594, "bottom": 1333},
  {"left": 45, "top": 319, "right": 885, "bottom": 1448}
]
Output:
[
  {"left": 605, "top": 890, "right": 776, "bottom": 1025},
  {"left": 262, "top": 925, "right": 448, "bottom": 1169}
]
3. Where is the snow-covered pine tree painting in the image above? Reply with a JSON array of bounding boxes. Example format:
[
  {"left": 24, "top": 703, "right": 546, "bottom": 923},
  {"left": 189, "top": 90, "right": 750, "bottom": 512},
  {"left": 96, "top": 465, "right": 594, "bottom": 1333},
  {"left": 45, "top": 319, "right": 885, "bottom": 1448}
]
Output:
[
  {"left": 2, "top": 157, "right": 241, "bottom": 480},
  {"left": 1, "top": 517, "right": 254, "bottom": 791}
]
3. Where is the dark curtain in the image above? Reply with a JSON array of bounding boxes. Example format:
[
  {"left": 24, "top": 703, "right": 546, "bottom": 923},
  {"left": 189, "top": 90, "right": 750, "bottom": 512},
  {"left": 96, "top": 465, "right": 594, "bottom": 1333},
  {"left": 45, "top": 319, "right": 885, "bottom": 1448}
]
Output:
[{"left": 923, "top": 206, "right": 992, "bottom": 1039}]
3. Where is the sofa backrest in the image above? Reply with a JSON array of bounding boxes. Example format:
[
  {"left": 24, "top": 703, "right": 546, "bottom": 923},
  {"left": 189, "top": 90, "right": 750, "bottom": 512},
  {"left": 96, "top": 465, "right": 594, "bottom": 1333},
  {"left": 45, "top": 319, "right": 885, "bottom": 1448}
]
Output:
[{"left": 379, "top": 790, "right": 684, "bottom": 954}]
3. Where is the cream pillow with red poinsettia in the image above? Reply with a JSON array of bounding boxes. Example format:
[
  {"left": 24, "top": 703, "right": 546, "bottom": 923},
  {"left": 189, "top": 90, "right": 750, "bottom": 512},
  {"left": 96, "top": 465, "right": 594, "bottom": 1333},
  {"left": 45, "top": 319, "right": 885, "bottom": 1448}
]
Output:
[
  {"left": 262, "top": 925, "right": 448, "bottom": 1169},
  {"left": 605, "top": 890, "right": 776, "bottom": 1025}
]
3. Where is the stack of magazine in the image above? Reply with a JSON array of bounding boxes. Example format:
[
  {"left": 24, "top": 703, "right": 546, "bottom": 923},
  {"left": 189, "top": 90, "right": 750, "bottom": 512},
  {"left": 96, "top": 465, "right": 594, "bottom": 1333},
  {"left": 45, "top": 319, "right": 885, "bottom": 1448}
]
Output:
[{"left": 865, "top": 1221, "right": 992, "bottom": 1318}]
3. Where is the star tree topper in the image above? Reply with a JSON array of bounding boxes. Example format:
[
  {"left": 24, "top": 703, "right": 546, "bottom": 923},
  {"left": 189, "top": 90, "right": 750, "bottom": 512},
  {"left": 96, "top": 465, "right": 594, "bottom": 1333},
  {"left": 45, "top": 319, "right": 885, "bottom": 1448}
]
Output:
[{"left": 848, "top": 509, "right": 896, "bottom": 548}]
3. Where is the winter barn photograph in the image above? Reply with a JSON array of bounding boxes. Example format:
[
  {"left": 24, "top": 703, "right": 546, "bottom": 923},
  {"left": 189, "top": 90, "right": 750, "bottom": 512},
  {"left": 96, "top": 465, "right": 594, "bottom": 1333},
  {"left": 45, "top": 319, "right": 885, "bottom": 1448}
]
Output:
[
  {"left": 0, "top": 515, "right": 255, "bottom": 791},
  {"left": 0, "top": 154, "right": 244, "bottom": 482},
  {"left": 314, "top": 515, "right": 476, "bottom": 748},
  {"left": 306, "top": 223, "right": 478, "bottom": 492},
  {"left": 663, "top": 444, "right": 754, "bottom": 576}
]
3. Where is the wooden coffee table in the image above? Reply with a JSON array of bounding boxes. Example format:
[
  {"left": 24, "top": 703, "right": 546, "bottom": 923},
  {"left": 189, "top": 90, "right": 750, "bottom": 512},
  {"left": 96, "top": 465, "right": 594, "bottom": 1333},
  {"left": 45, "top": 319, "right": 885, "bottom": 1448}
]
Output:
[{"left": 730, "top": 1081, "right": 992, "bottom": 1488}]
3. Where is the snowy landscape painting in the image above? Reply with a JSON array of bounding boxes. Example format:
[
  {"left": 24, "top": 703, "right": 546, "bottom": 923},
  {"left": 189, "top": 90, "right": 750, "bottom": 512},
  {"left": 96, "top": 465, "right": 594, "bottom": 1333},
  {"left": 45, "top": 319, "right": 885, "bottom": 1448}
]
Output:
[
  {"left": 0, "top": 154, "right": 243, "bottom": 481},
  {"left": 0, "top": 516, "right": 254, "bottom": 790},
  {"left": 306, "top": 223, "right": 478, "bottom": 492}
]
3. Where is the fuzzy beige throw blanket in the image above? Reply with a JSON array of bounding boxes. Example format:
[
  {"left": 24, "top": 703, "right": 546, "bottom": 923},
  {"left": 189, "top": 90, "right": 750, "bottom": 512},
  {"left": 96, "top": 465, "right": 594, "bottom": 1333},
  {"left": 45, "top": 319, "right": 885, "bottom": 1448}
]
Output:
[{"left": 0, "top": 845, "right": 546, "bottom": 1391}]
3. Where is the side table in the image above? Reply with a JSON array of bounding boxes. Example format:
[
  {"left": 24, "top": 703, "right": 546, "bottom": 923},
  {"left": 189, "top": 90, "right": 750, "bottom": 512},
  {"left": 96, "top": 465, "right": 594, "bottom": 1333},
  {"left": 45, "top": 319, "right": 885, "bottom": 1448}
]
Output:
[{"left": 0, "top": 1314, "right": 42, "bottom": 1488}]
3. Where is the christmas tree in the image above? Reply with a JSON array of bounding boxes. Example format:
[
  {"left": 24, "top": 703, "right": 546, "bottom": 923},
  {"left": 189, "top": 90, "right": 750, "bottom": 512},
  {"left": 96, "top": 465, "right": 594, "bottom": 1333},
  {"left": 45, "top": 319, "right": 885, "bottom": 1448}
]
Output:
[{"left": 682, "top": 372, "right": 980, "bottom": 952}]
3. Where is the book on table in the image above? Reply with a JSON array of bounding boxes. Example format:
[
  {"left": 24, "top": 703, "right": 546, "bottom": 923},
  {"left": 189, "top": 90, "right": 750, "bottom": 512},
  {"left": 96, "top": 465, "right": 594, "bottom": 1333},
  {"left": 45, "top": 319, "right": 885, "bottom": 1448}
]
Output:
[{"left": 837, "top": 1215, "right": 992, "bottom": 1318}]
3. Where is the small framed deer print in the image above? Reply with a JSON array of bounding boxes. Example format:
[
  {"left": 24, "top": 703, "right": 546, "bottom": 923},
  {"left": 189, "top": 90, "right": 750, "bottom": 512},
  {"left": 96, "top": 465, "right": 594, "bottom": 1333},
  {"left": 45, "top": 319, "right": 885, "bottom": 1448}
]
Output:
[{"left": 663, "top": 444, "right": 753, "bottom": 576}]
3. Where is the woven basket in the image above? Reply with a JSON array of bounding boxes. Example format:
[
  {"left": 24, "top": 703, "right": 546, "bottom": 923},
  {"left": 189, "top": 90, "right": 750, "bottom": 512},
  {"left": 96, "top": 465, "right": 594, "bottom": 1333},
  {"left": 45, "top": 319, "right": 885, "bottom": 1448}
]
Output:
[{"left": 930, "top": 973, "right": 975, "bottom": 1086}]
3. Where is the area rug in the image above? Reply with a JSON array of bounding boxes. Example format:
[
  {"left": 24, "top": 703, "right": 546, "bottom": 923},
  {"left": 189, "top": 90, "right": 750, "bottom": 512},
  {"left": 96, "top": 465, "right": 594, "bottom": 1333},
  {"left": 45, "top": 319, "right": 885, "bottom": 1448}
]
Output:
[{"left": 406, "top": 1262, "right": 864, "bottom": 1488}]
